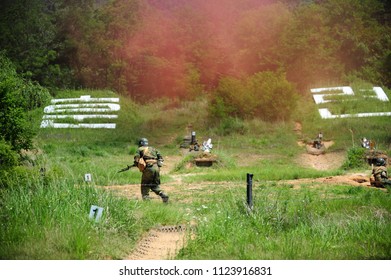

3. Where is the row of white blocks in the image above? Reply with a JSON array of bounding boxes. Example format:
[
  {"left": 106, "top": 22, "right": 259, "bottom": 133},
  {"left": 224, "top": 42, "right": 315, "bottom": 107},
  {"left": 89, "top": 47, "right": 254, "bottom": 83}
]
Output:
[
  {"left": 311, "top": 86, "right": 390, "bottom": 119},
  {"left": 40, "top": 95, "right": 120, "bottom": 129}
]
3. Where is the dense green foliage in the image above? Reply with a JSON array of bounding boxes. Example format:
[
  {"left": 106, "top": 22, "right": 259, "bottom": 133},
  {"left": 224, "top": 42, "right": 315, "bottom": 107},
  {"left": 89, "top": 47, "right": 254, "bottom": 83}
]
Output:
[
  {"left": 210, "top": 71, "right": 297, "bottom": 121},
  {"left": 342, "top": 147, "right": 369, "bottom": 170},
  {"left": 0, "top": 0, "right": 390, "bottom": 103},
  {"left": 0, "top": 139, "right": 18, "bottom": 170},
  {"left": 0, "top": 0, "right": 70, "bottom": 88},
  {"left": 0, "top": 54, "right": 50, "bottom": 155},
  {"left": 280, "top": 0, "right": 391, "bottom": 90}
]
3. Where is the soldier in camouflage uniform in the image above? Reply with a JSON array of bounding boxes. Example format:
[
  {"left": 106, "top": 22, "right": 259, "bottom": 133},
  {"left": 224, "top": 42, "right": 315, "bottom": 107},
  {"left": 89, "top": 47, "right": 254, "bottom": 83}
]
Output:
[
  {"left": 372, "top": 158, "right": 391, "bottom": 187},
  {"left": 134, "top": 138, "right": 169, "bottom": 203},
  {"left": 313, "top": 132, "right": 323, "bottom": 149}
]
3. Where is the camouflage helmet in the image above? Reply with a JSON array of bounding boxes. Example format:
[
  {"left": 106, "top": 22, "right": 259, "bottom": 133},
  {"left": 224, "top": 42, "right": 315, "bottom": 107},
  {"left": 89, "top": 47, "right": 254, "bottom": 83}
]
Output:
[
  {"left": 138, "top": 138, "right": 148, "bottom": 147},
  {"left": 376, "top": 157, "right": 386, "bottom": 166}
]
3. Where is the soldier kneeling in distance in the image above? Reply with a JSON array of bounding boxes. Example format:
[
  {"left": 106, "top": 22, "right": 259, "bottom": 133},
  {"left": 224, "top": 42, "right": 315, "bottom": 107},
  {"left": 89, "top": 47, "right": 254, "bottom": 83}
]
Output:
[{"left": 371, "top": 157, "right": 391, "bottom": 188}]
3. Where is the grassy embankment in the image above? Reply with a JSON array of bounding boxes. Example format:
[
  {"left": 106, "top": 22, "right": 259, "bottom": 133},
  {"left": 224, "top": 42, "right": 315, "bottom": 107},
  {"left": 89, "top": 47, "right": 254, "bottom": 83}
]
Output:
[{"left": 1, "top": 86, "right": 391, "bottom": 259}]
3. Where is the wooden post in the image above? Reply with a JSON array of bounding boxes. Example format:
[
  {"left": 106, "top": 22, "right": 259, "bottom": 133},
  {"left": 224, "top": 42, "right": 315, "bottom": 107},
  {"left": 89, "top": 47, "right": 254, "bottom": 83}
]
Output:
[{"left": 246, "top": 173, "right": 253, "bottom": 211}]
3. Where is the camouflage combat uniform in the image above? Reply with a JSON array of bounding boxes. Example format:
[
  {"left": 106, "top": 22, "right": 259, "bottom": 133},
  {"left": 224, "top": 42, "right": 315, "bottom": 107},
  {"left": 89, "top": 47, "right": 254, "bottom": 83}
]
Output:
[
  {"left": 134, "top": 145, "right": 169, "bottom": 202},
  {"left": 372, "top": 165, "right": 391, "bottom": 187}
]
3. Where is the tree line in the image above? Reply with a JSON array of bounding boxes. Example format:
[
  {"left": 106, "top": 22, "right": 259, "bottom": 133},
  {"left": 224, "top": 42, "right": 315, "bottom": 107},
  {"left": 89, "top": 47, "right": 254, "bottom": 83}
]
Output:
[
  {"left": 129, "top": 0, "right": 391, "bottom": 97},
  {"left": 1, "top": 0, "right": 390, "bottom": 95}
]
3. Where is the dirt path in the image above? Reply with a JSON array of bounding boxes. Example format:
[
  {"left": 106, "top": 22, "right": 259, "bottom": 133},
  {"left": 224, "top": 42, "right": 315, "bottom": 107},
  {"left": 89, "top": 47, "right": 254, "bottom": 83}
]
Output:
[
  {"left": 102, "top": 146, "right": 376, "bottom": 260},
  {"left": 126, "top": 226, "right": 187, "bottom": 260}
]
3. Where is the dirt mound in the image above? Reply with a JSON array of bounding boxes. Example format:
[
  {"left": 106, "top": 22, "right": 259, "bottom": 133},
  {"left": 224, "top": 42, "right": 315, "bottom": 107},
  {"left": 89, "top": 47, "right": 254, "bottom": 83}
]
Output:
[
  {"left": 296, "top": 151, "right": 346, "bottom": 171},
  {"left": 295, "top": 140, "right": 345, "bottom": 170}
]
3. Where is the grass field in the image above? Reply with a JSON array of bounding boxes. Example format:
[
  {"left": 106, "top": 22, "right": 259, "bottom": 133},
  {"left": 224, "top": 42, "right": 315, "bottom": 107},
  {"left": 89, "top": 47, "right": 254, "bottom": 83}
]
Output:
[{"left": 1, "top": 87, "right": 391, "bottom": 260}]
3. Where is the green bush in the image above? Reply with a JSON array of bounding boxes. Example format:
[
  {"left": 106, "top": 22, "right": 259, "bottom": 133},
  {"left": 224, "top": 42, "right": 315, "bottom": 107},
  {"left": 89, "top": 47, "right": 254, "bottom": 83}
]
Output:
[
  {"left": 342, "top": 147, "right": 367, "bottom": 170},
  {"left": 0, "top": 139, "right": 19, "bottom": 169},
  {"left": 0, "top": 53, "right": 50, "bottom": 152},
  {"left": 0, "top": 165, "right": 41, "bottom": 189},
  {"left": 209, "top": 71, "right": 298, "bottom": 122}
]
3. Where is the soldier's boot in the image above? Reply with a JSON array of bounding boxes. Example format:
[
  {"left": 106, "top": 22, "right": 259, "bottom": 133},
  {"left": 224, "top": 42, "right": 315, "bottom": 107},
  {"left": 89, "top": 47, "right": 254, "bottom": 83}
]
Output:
[
  {"left": 142, "top": 195, "right": 151, "bottom": 201},
  {"left": 159, "top": 192, "right": 169, "bottom": 203}
]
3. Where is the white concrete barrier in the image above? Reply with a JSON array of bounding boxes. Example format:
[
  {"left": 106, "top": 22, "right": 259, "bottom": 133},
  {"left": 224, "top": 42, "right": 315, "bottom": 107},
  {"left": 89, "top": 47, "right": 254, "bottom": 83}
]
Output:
[
  {"left": 44, "top": 103, "right": 120, "bottom": 113},
  {"left": 40, "top": 95, "right": 120, "bottom": 129},
  {"left": 373, "top": 87, "right": 389, "bottom": 101},
  {"left": 42, "top": 115, "right": 118, "bottom": 121},
  {"left": 311, "top": 86, "right": 390, "bottom": 119},
  {"left": 51, "top": 95, "right": 119, "bottom": 104},
  {"left": 40, "top": 120, "right": 117, "bottom": 129},
  {"left": 318, "top": 108, "right": 391, "bottom": 119}
]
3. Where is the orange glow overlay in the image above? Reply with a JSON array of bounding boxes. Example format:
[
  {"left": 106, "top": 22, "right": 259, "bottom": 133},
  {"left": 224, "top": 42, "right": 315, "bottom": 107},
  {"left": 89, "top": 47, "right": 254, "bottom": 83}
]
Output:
[{"left": 123, "top": 0, "right": 279, "bottom": 99}]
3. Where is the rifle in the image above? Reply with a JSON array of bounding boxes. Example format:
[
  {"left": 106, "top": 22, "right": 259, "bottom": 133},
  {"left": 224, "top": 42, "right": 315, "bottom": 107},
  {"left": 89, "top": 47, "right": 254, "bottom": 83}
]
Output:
[{"left": 117, "top": 164, "right": 136, "bottom": 173}]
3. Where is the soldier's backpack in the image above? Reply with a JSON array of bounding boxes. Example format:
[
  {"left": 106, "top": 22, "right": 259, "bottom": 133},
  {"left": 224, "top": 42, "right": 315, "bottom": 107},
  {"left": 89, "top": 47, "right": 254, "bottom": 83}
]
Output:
[
  {"left": 137, "top": 147, "right": 148, "bottom": 172},
  {"left": 138, "top": 157, "right": 146, "bottom": 172}
]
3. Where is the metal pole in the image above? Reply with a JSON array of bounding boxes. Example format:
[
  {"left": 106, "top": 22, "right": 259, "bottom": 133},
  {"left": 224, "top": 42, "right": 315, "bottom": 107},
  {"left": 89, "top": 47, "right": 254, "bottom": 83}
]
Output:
[
  {"left": 246, "top": 173, "right": 253, "bottom": 210},
  {"left": 191, "top": 131, "right": 196, "bottom": 144}
]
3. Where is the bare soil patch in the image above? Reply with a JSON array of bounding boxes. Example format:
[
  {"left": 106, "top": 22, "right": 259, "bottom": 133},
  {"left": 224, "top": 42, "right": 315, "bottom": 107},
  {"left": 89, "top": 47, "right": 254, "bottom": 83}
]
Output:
[
  {"left": 280, "top": 173, "right": 372, "bottom": 190},
  {"left": 295, "top": 151, "right": 346, "bottom": 171}
]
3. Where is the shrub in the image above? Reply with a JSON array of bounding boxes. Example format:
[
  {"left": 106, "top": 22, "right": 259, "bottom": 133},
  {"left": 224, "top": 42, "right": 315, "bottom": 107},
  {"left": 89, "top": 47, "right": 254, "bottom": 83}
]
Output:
[
  {"left": 0, "top": 139, "right": 19, "bottom": 169},
  {"left": 209, "top": 71, "right": 298, "bottom": 122},
  {"left": 0, "top": 53, "right": 50, "bottom": 152},
  {"left": 342, "top": 147, "right": 367, "bottom": 170}
]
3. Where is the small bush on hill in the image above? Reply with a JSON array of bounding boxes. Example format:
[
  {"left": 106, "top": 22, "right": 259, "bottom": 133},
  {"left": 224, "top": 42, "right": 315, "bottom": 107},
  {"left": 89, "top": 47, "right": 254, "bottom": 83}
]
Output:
[{"left": 209, "top": 71, "right": 298, "bottom": 123}]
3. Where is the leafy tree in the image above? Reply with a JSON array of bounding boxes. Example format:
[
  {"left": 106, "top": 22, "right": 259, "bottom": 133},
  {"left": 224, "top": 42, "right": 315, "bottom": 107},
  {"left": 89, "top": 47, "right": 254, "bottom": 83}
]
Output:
[
  {"left": 123, "top": 4, "right": 196, "bottom": 100},
  {"left": 322, "top": 0, "right": 391, "bottom": 86},
  {"left": 0, "top": 53, "right": 50, "bottom": 154},
  {"left": 234, "top": 2, "right": 292, "bottom": 75},
  {"left": 279, "top": 3, "right": 344, "bottom": 90},
  {"left": 55, "top": 0, "right": 141, "bottom": 93},
  {"left": 210, "top": 76, "right": 252, "bottom": 119},
  {"left": 53, "top": 0, "right": 105, "bottom": 89},
  {"left": 279, "top": 0, "right": 391, "bottom": 90},
  {"left": 172, "top": 4, "right": 224, "bottom": 92},
  {"left": 0, "top": 0, "right": 72, "bottom": 88},
  {"left": 250, "top": 71, "right": 298, "bottom": 121}
]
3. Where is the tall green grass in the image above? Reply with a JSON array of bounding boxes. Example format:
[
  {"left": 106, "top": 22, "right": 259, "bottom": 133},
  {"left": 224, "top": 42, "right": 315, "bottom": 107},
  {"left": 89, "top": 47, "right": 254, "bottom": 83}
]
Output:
[
  {"left": 0, "top": 172, "right": 136, "bottom": 259},
  {"left": 2, "top": 88, "right": 391, "bottom": 260},
  {"left": 0, "top": 168, "right": 186, "bottom": 259},
  {"left": 177, "top": 184, "right": 391, "bottom": 259}
]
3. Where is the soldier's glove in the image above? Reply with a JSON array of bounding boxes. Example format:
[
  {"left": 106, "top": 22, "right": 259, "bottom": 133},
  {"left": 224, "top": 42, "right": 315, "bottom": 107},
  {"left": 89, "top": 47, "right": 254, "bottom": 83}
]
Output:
[{"left": 157, "top": 159, "right": 164, "bottom": 167}]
